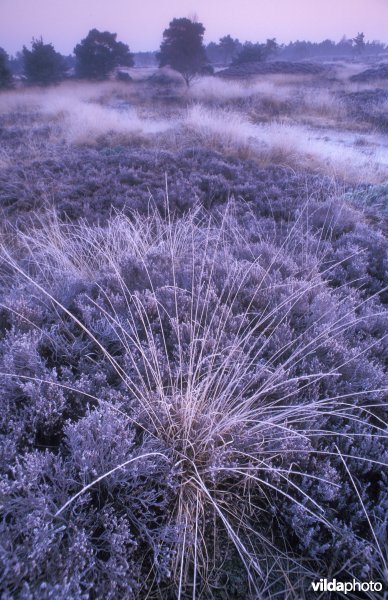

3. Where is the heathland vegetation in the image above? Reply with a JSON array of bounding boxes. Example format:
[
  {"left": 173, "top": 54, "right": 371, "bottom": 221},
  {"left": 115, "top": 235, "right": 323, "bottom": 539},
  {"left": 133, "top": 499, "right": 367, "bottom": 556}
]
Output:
[{"left": 0, "top": 16, "right": 387, "bottom": 599}]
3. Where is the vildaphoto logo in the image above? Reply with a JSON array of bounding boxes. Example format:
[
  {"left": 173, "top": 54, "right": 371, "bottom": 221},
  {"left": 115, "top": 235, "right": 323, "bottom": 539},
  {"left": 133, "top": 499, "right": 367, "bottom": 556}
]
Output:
[{"left": 311, "top": 578, "right": 383, "bottom": 594}]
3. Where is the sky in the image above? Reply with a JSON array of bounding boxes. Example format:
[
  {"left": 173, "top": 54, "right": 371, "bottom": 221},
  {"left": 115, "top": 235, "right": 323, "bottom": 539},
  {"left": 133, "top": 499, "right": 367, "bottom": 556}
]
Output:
[{"left": 1, "top": 0, "right": 387, "bottom": 56}]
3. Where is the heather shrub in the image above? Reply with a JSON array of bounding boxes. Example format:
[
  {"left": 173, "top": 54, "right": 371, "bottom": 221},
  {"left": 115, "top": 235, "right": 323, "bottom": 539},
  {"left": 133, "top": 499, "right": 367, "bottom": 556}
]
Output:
[
  {"left": 0, "top": 144, "right": 340, "bottom": 227},
  {"left": 2, "top": 82, "right": 387, "bottom": 184},
  {"left": 1, "top": 409, "right": 175, "bottom": 598},
  {"left": 1, "top": 190, "right": 386, "bottom": 597}
]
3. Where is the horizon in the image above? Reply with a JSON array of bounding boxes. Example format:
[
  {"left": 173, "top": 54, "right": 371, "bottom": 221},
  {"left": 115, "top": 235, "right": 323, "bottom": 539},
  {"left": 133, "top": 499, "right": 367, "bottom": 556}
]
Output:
[{"left": 1, "top": 0, "right": 388, "bottom": 57}]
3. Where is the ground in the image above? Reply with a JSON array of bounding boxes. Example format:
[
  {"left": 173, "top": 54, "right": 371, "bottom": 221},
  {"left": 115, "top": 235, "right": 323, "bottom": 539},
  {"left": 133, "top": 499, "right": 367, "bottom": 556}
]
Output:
[{"left": 0, "top": 60, "right": 387, "bottom": 599}]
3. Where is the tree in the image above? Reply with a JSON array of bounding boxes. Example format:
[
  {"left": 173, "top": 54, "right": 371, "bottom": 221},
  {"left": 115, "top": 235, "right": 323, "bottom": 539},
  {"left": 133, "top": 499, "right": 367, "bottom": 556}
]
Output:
[
  {"left": 0, "top": 47, "right": 12, "bottom": 89},
  {"left": 365, "top": 39, "right": 386, "bottom": 55},
  {"left": 74, "top": 29, "right": 134, "bottom": 79},
  {"left": 219, "top": 35, "right": 240, "bottom": 64},
  {"left": 158, "top": 17, "right": 209, "bottom": 85},
  {"left": 8, "top": 51, "right": 24, "bottom": 76},
  {"left": 337, "top": 36, "right": 353, "bottom": 57},
  {"left": 353, "top": 32, "right": 366, "bottom": 55},
  {"left": 265, "top": 38, "right": 279, "bottom": 58},
  {"left": 23, "top": 38, "right": 65, "bottom": 85},
  {"left": 234, "top": 39, "right": 278, "bottom": 65}
]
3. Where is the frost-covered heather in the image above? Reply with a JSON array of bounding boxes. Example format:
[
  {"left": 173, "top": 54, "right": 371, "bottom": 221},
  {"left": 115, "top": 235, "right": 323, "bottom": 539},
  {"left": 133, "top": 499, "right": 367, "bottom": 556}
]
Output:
[
  {"left": 189, "top": 76, "right": 346, "bottom": 120},
  {"left": 0, "top": 78, "right": 386, "bottom": 181},
  {"left": 0, "top": 72, "right": 387, "bottom": 598},
  {"left": 1, "top": 181, "right": 387, "bottom": 597},
  {"left": 0, "top": 142, "right": 339, "bottom": 225},
  {"left": 189, "top": 76, "right": 284, "bottom": 101},
  {"left": 184, "top": 105, "right": 388, "bottom": 182},
  {"left": 53, "top": 101, "right": 172, "bottom": 145},
  {"left": 0, "top": 82, "right": 172, "bottom": 146},
  {"left": 0, "top": 81, "right": 131, "bottom": 113}
]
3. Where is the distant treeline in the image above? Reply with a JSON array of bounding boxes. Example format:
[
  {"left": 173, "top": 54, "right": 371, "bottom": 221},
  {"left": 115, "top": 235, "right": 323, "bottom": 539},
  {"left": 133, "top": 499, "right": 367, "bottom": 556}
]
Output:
[
  {"left": 206, "top": 35, "right": 387, "bottom": 65},
  {"left": 5, "top": 34, "right": 388, "bottom": 75},
  {"left": 1, "top": 25, "right": 387, "bottom": 90}
]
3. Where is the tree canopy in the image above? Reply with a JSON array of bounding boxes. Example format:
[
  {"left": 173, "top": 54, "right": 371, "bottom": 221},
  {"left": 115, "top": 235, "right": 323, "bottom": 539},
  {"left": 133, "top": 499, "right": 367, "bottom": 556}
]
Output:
[
  {"left": 74, "top": 29, "right": 134, "bottom": 80},
  {"left": 219, "top": 35, "right": 240, "bottom": 64},
  {"left": 233, "top": 39, "right": 278, "bottom": 64},
  {"left": 158, "top": 18, "right": 209, "bottom": 85},
  {"left": 22, "top": 38, "right": 65, "bottom": 85},
  {"left": 353, "top": 32, "right": 366, "bottom": 54},
  {"left": 0, "top": 47, "right": 12, "bottom": 89}
]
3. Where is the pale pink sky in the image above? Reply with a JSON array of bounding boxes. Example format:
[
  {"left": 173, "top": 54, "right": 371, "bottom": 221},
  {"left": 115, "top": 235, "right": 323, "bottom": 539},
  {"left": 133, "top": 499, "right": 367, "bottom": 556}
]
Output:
[{"left": 1, "top": 0, "right": 387, "bottom": 55}]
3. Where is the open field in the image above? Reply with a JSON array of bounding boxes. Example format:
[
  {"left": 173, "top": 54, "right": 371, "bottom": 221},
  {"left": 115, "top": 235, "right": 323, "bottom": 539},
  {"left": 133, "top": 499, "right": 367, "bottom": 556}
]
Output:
[
  {"left": 1, "top": 65, "right": 387, "bottom": 181},
  {"left": 0, "top": 62, "right": 387, "bottom": 598}
]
